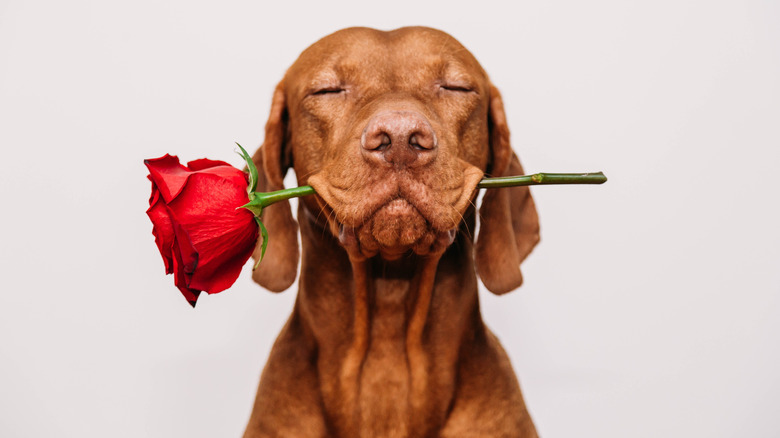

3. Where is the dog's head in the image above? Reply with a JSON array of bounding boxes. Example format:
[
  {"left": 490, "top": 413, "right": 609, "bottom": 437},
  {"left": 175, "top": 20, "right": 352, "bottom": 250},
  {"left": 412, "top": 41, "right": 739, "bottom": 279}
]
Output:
[{"left": 251, "top": 27, "right": 539, "bottom": 294}]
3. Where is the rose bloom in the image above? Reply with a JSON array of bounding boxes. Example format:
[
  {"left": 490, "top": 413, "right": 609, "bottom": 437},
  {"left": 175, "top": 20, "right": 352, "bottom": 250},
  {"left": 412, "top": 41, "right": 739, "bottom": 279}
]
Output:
[{"left": 145, "top": 155, "right": 258, "bottom": 306}]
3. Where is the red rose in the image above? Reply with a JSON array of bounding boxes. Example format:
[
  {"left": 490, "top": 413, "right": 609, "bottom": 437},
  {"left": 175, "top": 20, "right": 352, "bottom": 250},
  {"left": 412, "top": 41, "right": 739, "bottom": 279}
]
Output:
[{"left": 145, "top": 154, "right": 258, "bottom": 306}]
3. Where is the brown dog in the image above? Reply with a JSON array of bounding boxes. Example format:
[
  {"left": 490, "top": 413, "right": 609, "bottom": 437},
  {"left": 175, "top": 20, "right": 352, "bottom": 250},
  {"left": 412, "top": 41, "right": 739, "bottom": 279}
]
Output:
[{"left": 244, "top": 26, "right": 540, "bottom": 438}]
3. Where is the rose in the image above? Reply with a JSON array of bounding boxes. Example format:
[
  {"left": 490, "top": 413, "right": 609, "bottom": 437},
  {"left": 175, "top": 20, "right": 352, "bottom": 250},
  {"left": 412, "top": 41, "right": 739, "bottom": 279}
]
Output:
[{"left": 145, "top": 154, "right": 258, "bottom": 306}]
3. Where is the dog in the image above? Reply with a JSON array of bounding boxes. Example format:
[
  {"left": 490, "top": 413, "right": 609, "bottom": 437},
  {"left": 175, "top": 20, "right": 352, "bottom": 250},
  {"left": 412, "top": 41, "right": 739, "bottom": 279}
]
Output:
[{"left": 243, "top": 26, "right": 540, "bottom": 437}]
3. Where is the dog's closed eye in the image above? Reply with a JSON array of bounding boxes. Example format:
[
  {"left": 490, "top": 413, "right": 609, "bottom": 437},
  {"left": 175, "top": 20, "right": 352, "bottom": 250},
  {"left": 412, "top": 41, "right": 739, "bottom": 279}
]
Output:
[
  {"left": 310, "top": 86, "right": 346, "bottom": 96},
  {"left": 439, "top": 84, "right": 474, "bottom": 93}
]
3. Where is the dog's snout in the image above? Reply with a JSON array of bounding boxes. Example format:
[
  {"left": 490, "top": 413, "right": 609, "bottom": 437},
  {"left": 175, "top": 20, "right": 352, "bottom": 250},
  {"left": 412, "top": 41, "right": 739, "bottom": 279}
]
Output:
[{"left": 361, "top": 111, "right": 437, "bottom": 167}]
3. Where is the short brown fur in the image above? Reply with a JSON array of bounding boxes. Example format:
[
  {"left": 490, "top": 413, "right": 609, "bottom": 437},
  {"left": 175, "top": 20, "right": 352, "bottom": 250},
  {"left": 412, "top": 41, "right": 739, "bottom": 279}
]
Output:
[{"left": 244, "top": 27, "right": 540, "bottom": 438}]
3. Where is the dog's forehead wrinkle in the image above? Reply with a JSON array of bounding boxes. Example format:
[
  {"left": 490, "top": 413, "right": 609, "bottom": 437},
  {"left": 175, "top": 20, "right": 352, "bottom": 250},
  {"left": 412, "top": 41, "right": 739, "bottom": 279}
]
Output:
[
  {"left": 440, "top": 64, "right": 481, "bottom": 87},
  {"left": 307, "top": 69, "right": 342, "bottom": 88}
]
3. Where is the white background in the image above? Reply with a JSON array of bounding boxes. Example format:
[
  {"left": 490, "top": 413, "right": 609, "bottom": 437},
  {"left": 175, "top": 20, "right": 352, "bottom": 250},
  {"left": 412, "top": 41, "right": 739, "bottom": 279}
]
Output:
[{"left": 1, "top": 0, "right": 778, "bottom": 436}]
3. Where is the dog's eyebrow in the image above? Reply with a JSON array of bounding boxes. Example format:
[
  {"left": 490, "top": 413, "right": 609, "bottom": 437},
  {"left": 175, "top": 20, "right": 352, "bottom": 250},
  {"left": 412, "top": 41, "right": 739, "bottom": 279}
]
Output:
[
  {"left": 300, "top": 70, "right": 344, "bottom": 93},
  {"left": 306, "top": 59, "right": 365, "bottom": 84},
  {"left": 439, "top": 63, "right": 479, "bottom": 87}
]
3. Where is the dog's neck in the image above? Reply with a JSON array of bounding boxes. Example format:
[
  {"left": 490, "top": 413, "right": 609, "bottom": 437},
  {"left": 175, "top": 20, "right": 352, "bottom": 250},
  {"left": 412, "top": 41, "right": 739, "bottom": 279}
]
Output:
[
  {"left": 295, "top": 206, "right": 483, "bottom": 435},
  {"left": 297, "top": 205, "right": 479, "bottom": 318}
]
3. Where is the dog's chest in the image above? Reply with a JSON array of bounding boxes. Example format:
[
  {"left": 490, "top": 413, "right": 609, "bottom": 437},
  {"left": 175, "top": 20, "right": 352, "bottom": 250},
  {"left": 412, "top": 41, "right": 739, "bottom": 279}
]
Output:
[{"left": 356, "top": 277, "right": 413, "bottom": 434}]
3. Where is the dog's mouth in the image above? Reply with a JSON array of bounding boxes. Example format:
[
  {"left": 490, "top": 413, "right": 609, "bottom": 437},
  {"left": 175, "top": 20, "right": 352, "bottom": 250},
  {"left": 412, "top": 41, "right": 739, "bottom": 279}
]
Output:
[
  {"left": 309, "top": 165, "right": 483, "bottom": 260},
  {"left": 336, "top": 198, "right": 457, "bottom": 260}
]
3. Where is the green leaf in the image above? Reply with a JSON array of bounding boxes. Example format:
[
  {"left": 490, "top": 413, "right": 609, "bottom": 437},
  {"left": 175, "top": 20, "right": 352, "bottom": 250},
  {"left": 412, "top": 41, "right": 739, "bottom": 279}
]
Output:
[
  {"left": 235, "top": 142, "right": 258, "bottom": 193},
  {"left": 254, "top": 217, "right": 268, "bottom": 270}
]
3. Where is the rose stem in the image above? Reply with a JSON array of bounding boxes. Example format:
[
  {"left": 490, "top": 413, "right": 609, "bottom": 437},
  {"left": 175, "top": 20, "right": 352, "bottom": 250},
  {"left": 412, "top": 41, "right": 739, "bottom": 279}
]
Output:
[
  {"left": 250, "top": 172, "right": 607, "bottom": 209},
  {"left": 476, "top": 171, "right": 607, "bottom": 188}
]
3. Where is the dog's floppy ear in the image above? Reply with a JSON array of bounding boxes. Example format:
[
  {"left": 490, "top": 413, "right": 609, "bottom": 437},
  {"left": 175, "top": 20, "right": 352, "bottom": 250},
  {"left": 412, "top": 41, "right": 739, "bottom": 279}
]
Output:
[
  {"left": 475, "top": 84, "right": 540, "bottom": 295},
  {"left": 250, "top": 84, "right": 300, "bottom": 292}
]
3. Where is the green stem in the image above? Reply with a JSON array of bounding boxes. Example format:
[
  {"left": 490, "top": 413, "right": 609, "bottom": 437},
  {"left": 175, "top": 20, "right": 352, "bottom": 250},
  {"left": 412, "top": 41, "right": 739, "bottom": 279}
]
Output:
[
  {"left": 243, "top": 172, "right": 606, "bottom": 213},
  {"left": 255, "top": 185, "right": 316, "bottom": 208},
  {"left": 477, "top": 171, "right": 607, "bottom": 189},
  {"left": 240, "top": 185, "right": 316, "bottom": 216}
]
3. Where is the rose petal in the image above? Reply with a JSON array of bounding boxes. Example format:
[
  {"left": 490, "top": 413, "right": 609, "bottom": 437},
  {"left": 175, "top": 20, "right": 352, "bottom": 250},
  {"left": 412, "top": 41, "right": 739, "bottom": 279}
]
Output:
[
  {"left": 170, "top": 209, "right": 199, "bottom": 279},
  {"left": 187, "top": 158, "right": 232, "bottom": 171},
  {"left": 170, "top": 235, "right": 201, "bottom": 307},
  {"left": 190, "top": 163, "right": 250, "bottom": 187},
  {"left": 144, "top": 154, "right": 256, "bottom": 304},
  {"left": 144, "top": 154, "right": 192, "bottom": 203},
  {"left": 166, "top": 172, "right": 257, "bottom": 293},
  {"left": 146, "top": 186, "right": 175, "bottom": 274},
  {"left": 188, "top": 223, "right": 257, "bottom": 293}
]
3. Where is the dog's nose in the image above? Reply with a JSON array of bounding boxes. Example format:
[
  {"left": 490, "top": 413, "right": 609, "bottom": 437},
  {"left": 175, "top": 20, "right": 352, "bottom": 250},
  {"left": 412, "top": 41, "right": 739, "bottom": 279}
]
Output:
[{"left": 361, "top": 111, "right": 437, "bottom": 167}]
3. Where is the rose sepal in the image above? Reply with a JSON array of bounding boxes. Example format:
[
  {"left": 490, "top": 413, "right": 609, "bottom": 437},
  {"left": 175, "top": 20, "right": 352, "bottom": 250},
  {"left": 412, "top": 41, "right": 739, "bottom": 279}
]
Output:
[
  {"left": 254, "top": 216, "right": 268, "bottom": 269},
  {"left": 234, "top": 143, "right": 315, "bottom": 266},
  {"left": 235, "top": 142, "right": 258, "bottom": 193}
]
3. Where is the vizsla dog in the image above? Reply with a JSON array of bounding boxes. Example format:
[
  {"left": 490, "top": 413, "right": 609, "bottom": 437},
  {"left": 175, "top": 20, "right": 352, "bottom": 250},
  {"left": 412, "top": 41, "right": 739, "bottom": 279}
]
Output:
[{"left": 244, "top": 27, "right": 540, "bottom": 437}]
